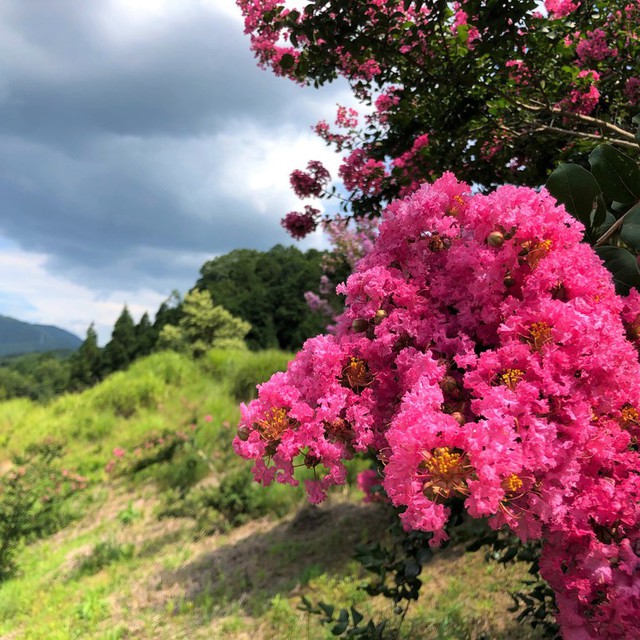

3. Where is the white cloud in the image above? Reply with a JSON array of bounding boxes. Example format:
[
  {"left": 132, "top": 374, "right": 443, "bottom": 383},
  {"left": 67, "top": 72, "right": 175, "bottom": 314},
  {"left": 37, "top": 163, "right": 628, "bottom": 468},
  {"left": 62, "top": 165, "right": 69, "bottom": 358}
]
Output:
[
  {"left": 0, "top": 240, "right": 166, "bottom": 344},
  {"left": 214, "top": 122, "right": 341, "bottom": 216},
  {"left": 0, "top": 0, "right": 366, "bottom": 345}
]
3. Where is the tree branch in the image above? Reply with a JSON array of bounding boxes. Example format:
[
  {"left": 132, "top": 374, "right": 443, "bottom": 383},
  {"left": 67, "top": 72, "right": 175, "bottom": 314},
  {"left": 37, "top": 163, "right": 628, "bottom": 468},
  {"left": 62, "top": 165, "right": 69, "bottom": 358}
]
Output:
[
  {"left": 528, "top": 124, "right": 639, "bottom": 151},
  {"left": 520, "top": 100, "right": 638, "bottom": 143},
  {"left": 595, "top": 210, "right": 631, "bottom": 247}
]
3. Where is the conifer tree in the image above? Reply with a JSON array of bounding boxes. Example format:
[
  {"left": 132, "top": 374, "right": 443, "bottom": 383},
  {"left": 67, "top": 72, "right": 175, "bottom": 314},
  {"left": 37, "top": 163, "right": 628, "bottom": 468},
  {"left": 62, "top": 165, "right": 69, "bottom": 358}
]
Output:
[
  {"left": 134, "top": 312, "right": 156, "bottom": 358},
  {"left": 103, "top": 306, "right": 136, "bottom": 374},
  {"left": 69, "top": 323, "right": 103, "bottom": 390},
  {"left": 153, "top": 291, "right": 182, "bottom": 335}
]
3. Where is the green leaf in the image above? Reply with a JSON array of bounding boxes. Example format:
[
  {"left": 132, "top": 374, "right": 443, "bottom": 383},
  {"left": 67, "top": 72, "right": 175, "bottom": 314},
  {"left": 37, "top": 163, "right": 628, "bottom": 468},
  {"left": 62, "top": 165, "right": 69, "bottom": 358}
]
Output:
[
  {"left": 611, "top": 200, "right": 631, "bottom": 216},
  {"left": 595, "top": 246, "right": 640, "bottom": 295},
  {"left": 331, "top": 609, "right": 349, "bottom": 635},
  {"left": 619, "top": 203, "right": 640, "bottom": 252},
  {"left": 591, "top": 194, "right": 607, "bottom": 228},
  {"left": 501, "top": 546, "right": 518, "bottom": 563},
  {"left": 589, "top": 144, "right": 640, "bottom": 204},
  {"left": 351, "top": 607, "right": 364, "bottom": 627},
  {"left": 546, "top": 163, "right": 603, "bottom": 227},
  {"left": 319, "top": 602, "right": 335, "bottom": 619},
  {"left": 403, "top": 558, "right": 421, "bottom": 579},
  {"left": 280, "top": 53, "right": 295, "bottom": 70}
]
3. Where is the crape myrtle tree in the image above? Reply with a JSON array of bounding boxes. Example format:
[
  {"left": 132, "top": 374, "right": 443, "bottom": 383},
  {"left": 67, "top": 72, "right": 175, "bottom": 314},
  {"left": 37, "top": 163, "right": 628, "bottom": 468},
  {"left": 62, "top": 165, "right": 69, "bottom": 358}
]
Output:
[
  {"left": 240, "top": 0, "right": 639, "bottom": 215},
  {"left": 234, "top": 1, "right": 640, "bottom": 638}
]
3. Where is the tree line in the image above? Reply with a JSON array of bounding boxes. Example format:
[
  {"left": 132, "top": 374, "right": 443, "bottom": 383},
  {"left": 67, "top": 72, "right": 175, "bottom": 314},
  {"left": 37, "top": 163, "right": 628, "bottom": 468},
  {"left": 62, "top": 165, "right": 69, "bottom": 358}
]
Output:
[{"left": 0, "top": 244, "right": 331, "bottom": 402}]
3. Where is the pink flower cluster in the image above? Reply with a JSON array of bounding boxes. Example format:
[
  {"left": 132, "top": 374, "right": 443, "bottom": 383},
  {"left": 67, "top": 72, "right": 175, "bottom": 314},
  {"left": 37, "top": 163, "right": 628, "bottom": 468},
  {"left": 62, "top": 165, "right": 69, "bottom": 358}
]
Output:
[
  {"left": 335, "top": 105, "right": 359, "bottom": 130},
  {"left": 235, "top": 175, "right": 640, "bottom": 638},
  {"left": 321, "top": 215, "right": 378, "bottom": 269},
  {"left": 357, "top": 469, "right": 388, "bottom": 504},
  {"left": 281, "top": 205, "right": 320, "bottom": 240},
  {"left": 576, "top": 29, "right": 618, "bottom": 64},
  {"left": 392, "top": 133, "right": 431, "bottom": 197},
  {"left": 339, "top": 149, "right": 387, "bottom": 196},
  {"left": 314, "top": 120, "right": 350, "bottom": 151},
  {"left": 373, "top": 87, "right": 401, "bottom": 125},
  {"left": 625, "top": 77, "right": 640, "bottom": 105},
  {"left": 236, "top": 0, "right": 300, "bottom": 77},
  {"left": 545, "top": 0, "right": 581, "bottom": 19},
  {"left": 290, "top": 160, "right": 331, "bottom": 198},
  {"left": 557, "top": 70, "right": 601, "bottom": 115}
]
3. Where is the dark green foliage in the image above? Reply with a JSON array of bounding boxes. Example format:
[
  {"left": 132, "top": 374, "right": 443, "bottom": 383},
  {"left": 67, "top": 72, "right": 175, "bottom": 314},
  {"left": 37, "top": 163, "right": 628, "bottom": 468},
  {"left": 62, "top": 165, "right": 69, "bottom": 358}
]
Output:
[
  {"left": 204, "top": 348, "right": 293, "bottom": 401},
  {"left": 0, "top": 351, "right": 73, "bottom": 402},
  {"left": 152, "top": 291, "right": 182, "bottom": 335},
  {"left": 102, "top": 306, "right": 137, "bottom": 374},
  {"left": 302, "top": 498, "right": 559, "bottom": 639},
  {"left": 26, "top": 356, "right": 71, "bottom": 400},
  {"left": 468, "top": 530, "right": 560, "bottom": 639},
  {"left": 299, "top": 599, "right": 386, "bottom": 639},
  {"left": 158, "top": 468, "right": 297, "bottom": 535},
  {"left": 73, "top": 540, "right": 135, "bottom": 578},
  {"left": 107, "top": 428, "right": 196, "bottom": 478},
  {"left": 272, "top": 0, "right": 638, "bottom": 212},
  {"left": 196, "top": 245, "right": 329, "bottom": 350},
  {"left": 69, "top": 324, "right": 103, "bottom": 391},
  {"left": 134, "top": 312, "right": 157, "bottom": 359},
  {"left": 546, "top": 143, "right": 640, "bottom": 294},
  {"left": 0, "top": 367, "right": 33, "bottom": 401},
  {"left": 300, "top": 504, "right": 434, "bottom": 639}
]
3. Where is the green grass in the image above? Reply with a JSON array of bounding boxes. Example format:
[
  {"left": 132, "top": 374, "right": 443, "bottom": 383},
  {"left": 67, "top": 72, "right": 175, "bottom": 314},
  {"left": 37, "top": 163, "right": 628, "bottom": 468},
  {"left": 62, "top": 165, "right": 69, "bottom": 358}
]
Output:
[
  {"left": 203, "top": 348, "right": 293, "bottom": 401},
  {"left": 0, "top": 348, "right": 546, "bottom": 639}
]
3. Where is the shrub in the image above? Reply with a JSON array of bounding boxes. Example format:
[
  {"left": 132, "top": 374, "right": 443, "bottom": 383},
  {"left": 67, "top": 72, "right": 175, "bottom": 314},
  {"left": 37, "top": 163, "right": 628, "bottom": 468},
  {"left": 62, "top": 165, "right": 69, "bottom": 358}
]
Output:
[
  {"left": 234, "top": 175, "right": 640, "bottom": 637},
  {"left": 159, "top": 468, "right": 300, "bottom": 535},
  {"left": 74, "top": 540, "right": 134, "bottom": 578},
  {"left": 89, "top": 372, "right": 163, "bottom": 418},
  {"left": 0, "top": 438, "right": 87, "bottom": 581},
  {"left": 204, "top": 348, "right": 292, "bottom": 401}
]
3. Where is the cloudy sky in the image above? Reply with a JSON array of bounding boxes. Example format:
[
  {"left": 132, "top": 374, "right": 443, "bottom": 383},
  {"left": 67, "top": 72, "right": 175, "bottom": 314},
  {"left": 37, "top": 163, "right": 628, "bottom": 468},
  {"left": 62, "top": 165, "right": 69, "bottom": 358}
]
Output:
[{"left": 0, "top": 0, "right": 350, "bottom": 343}]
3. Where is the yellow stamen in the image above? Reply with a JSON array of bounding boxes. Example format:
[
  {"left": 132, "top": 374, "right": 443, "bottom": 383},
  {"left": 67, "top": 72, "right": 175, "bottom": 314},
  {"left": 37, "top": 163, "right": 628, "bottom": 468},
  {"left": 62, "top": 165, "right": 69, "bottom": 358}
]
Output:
[
  {"left": 324, "top": 418, "right": 354, "bottom": 444},
  {"left": 501, "top": 368, "right": 524, "bottom": 390},
  {"left": 502, "top": 474, "right": 523, "bottom": 494},
  {"left": 525, "top": 239, "right": 552, "bottom": 269},
  {"left": 621, "top": 405, "right": 639, "bottom": 425},
  {"left": 341, "top": 357, "right": 374, "bottom": 391},
  {"left": 421, "top": 446, "right": 470, "bottom": 500},
  {"left": 448, "top": 194, "right": 465, "bottom": 216},
  {"left": 527, "top": 321, "right": 552, "bottom": 351},
  {"left": 256, "top": 407, "right": 296, "bottom": 441}
]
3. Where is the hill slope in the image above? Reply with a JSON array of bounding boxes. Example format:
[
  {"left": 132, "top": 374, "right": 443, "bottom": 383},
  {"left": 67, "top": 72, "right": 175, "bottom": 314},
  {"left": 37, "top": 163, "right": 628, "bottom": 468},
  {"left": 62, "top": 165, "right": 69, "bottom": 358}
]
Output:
[
  {"left": 0, "top": 349, "right": 542, "bottom": 640},
  {"left": 0, "top": 315, "right": 82, "bottom": 357}
]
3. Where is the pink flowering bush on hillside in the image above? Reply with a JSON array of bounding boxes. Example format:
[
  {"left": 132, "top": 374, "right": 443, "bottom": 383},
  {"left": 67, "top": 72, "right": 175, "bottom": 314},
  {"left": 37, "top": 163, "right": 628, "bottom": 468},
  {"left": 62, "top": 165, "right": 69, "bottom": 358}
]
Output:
[{"left": 235, "top": 175, "right": 640, "bottom": 639}]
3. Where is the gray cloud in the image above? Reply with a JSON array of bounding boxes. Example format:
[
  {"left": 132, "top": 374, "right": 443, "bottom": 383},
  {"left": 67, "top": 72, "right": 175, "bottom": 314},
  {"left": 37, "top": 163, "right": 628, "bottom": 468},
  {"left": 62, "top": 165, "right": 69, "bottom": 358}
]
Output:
[{"left": 0, "top": 0, "right": 341, "bottom": 298}]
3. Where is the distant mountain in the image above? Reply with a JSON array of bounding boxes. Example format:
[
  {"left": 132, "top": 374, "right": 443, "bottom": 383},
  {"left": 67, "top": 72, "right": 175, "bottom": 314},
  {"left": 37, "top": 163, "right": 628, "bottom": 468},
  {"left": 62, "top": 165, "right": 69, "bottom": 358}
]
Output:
[{"left": 0, "top": 315, "right": 82, "bottom": 357}]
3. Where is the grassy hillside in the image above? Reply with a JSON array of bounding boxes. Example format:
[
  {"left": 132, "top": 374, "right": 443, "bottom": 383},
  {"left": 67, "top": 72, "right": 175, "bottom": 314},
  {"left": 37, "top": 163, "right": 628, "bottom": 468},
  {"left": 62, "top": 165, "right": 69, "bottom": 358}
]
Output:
[{"left": 0, "top": 349, "right": 543, "bottom": 640}]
